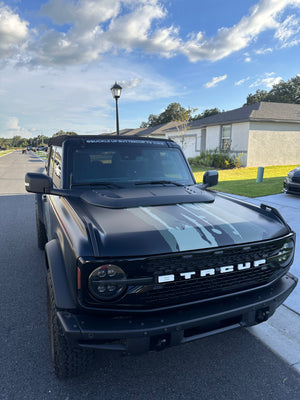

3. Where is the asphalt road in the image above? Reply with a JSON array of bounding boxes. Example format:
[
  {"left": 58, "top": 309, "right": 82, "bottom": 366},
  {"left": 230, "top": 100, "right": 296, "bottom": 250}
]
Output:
[{"left": 0, "top": 151, "right": 300, "bottom": 400}]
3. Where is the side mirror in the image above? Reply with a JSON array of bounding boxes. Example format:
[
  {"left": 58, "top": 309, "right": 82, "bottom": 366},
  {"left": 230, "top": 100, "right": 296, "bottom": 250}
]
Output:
[
  {"left": 25, "top": 172, "right": 53, "bottom": 194},
  {"left": 202, "top": 170, "right": 218, "bottom": 188}
]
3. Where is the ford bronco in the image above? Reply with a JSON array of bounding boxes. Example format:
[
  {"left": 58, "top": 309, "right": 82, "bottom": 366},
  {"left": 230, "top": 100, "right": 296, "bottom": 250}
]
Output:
[{"left": 25, "top": 135, "right": 297, "bottom": 378}]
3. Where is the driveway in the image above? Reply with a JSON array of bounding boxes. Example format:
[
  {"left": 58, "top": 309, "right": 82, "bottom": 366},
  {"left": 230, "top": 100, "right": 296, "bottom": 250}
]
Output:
[
  {"left": 239, "top": 192, "right": 300, "bottom": 373},
  {"left": 252, "top": 193, "right": 300, "bottom": 314}
]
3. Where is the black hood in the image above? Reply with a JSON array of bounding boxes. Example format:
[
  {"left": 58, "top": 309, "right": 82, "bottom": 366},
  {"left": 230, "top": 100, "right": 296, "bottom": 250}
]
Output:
[
  {"left": 80, "top": 185, "right": 214, "bottom": 208},
  {"left": 68, "top": 189, "right": 290, "bottom": 258}
]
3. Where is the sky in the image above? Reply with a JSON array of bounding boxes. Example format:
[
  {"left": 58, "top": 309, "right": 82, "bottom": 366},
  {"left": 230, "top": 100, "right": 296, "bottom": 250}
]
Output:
[{"left": 1, "top": 0, "right": 300, "bottom": 139}]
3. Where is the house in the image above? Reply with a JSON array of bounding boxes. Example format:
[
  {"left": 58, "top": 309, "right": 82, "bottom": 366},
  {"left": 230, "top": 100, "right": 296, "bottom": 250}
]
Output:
[{"left": 118, "top": 102, "right": 300, "bottom": 167}]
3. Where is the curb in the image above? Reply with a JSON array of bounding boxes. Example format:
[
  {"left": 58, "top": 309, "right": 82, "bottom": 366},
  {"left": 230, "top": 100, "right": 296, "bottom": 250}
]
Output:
[{"left": 248, "top": 305, "right": 300, "bottom": 374}]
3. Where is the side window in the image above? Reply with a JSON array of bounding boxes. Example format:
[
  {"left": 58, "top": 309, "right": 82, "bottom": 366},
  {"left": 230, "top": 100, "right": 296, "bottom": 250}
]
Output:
[
  {"left": 52, "top": 147, "right": 62, "bottom": 188},
  {"left": 221, "top": 125, "right": 231, "bottom": 150}
]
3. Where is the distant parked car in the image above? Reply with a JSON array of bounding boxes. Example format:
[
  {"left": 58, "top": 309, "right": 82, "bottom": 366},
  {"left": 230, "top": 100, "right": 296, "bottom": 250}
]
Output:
[
  {"left": 27, "top": 146, "right": 33, "bottom": 151},
  {"left": 37, "top": 146, "right": 48, "bottom": 152},
  {"left": 283, "top": 166, "right": 300, "bottom": 194}
]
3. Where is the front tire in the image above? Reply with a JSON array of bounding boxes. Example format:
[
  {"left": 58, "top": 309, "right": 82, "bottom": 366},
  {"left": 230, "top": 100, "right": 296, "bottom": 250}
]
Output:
[{"left": 46, "top": 272, "right": 94, "bottom": 378}]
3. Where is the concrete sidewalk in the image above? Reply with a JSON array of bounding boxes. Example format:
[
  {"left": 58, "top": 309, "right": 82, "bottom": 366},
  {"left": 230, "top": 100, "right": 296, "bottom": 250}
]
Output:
[
  {"left": 251, "top": 192, "right": 300, "bottom": 314},
  {"left": 239, "top": 192, "right": 300, "bottom": 373}
]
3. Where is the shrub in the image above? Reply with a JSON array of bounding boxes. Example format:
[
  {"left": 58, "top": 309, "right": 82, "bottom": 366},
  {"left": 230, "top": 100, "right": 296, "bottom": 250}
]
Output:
[{"left": 188, "top": 149, "right": 243, "bottom": 169}]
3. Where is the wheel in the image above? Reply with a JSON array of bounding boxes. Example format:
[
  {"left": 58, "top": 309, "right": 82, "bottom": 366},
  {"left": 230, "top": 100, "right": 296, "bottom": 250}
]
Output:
[
  {"left": 46, "top": 271, "right": 95, "bottom": 378},
  {"left": 35, "top": 197, "right": 47, "bottom": 250}
]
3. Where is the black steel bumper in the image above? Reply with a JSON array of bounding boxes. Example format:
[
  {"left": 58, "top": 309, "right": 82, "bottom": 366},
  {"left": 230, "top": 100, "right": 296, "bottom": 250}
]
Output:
[{"left": 57, "top": 273, "right": 297, "bottom": 354}]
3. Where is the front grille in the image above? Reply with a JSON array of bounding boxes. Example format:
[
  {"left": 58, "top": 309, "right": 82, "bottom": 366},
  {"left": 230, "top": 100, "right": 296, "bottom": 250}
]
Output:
[
  {"left": 292, "top": 176, "right": 300, "bottom": 184},
  {"left": 140, "top": 266, "right": 281, "bottom": 306},
  {"left": 81, "top": 235, "right": 293, "bottom": 310},
  {"left": 143, "top": 242, "right": 279, "bottom": 275},
  {"left": 134, "top": 239, "right": 288, "bottom": 307}
]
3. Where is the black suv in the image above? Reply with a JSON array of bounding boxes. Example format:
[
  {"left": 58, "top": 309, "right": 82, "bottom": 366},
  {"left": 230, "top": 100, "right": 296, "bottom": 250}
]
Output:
[
  {"left": 283, "top": 165, "right": 300, "bottom": 194},
  {"left": 25, "top": 135, "right": 297, "bottom": 378}
]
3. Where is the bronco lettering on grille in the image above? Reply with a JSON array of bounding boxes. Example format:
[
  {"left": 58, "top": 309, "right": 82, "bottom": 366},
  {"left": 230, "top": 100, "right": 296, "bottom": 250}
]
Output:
[{"left": 157, "top": 259, "right": 266, "bottom": 283}]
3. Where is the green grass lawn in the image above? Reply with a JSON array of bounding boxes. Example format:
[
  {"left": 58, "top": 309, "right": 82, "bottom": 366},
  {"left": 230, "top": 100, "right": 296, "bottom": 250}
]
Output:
[
  {"left": 0, "top": 149, "right": 15, "bottom": 156},
  {"left": 192, "top": 165, "right": 298, "bottom": 197},
  {"left": 36, "top": 151, "right": 48, "bottom": 160}
]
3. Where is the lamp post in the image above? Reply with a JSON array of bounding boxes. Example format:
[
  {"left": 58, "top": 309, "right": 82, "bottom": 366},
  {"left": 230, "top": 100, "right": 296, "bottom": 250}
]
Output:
[{"left": 111, "top": 82, "right": 122, "bottom": 135}]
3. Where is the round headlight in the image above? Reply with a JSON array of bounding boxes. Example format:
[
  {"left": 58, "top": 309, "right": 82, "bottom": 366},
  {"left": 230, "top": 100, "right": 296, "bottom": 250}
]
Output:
[
  {"left": 88, "top": 264, "right": 127, "bottom": 301},
  {"left": 267, "top": 239, "right": 295, "bottom": 268}
]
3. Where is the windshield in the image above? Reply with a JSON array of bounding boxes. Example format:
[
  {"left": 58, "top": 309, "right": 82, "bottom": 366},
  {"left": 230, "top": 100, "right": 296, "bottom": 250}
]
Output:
[{"left": 70, "top": 144, "right": 194, "bottom": 187}]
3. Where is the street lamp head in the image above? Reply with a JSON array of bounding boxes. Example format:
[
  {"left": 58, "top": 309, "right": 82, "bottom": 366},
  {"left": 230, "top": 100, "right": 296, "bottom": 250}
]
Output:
[{"left": 111, "top": 82, "right": 122, "bottom": 99}]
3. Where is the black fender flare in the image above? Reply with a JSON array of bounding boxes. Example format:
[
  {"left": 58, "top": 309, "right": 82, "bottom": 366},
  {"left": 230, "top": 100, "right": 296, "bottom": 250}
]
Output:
[{"left": 45, "top": 239, "right": 76, "bottom": 310}]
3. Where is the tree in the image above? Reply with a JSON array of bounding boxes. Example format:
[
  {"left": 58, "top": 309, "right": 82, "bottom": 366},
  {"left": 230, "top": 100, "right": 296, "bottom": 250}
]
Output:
[
  {"left": 245, "top": 75, "right": 300, "bottom": 105},
  {"left": 245, "top": 89, "right": 269, "bottom": 105},
  {"left": 0, "top": 138, "right": 10, "bottom": 150},
  {"left": 173, "top": 106, "right": 198, "bottom": 151},
  {"left": 140, "top": 114, "right": 161, "bottom": 128},
  {"left": 140, "top": 103, "right": 196, "bottom": 128},
  {"left": 53, "top": 130, "right": 78, "bottom": 136},
  {"left": 192, "top": 107, "right": 222, "bottom": 120},
  {"left": 268, "top": 75, "right": 300, "bottom": 103},
  {"left": 11, "top": 136, "right": 23, "bottom": 147}
]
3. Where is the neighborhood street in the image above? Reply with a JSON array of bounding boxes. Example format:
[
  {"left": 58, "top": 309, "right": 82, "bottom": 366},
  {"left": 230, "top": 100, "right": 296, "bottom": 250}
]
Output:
[{"left": 0, "top": 151, "right": 299, "bottom": 400}]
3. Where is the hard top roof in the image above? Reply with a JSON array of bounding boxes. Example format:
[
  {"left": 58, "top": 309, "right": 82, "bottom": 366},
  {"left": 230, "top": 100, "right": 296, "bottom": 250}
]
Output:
[{"left": 48, "top": 134, "right": 175, "bottom": 147}]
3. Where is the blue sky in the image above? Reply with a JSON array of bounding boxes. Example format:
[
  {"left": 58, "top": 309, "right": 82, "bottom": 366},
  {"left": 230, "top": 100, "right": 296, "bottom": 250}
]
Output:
[{"left": 1, "top": 0, "right": 300, "bottom": 138}]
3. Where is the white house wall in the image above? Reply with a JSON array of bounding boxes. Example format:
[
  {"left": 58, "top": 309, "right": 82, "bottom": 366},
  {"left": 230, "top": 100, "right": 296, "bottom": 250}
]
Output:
[
  {"left": 165, "top": 123, "right": 250, "bottom": 164},
  {"left": 247, "top": 121, "right": 300, "bottom": 166},
  {"left": 230, "top": 122, "right": 249, "bottom": 166},
  {"left": 206, "top": 126, "right": 220, "bottom": 150},
  {"left": 168, "top": 133, "right": 199, "bottom": 158}
]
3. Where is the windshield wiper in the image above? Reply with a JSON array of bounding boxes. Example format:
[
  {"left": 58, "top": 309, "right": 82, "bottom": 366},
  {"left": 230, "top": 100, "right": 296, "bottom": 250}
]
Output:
[
  {"left": 135, "top": 180, "right": 184, "bottom": 187},
  {"left": 71, "top": 182, "right": 121, "bottom": 188}
]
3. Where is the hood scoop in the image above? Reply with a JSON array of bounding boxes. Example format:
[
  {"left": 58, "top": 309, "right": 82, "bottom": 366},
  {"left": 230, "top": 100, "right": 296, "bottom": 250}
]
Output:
[{"left": 80, "top": 186, "right": 215, "bottom": 209}]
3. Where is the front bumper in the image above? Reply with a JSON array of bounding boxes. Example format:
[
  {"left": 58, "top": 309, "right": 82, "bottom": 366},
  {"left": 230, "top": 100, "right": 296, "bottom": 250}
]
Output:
[
  {"left": 283, "top": 178, "right": 300, "bottom": 194},
  {"left": 58, "top": 273, "right": 297, "bottom": 354}
]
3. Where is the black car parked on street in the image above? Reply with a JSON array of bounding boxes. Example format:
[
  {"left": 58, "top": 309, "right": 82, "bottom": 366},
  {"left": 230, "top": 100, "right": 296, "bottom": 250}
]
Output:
[{"left": 284, "top": 166, "right": 300, "bottom": 194}]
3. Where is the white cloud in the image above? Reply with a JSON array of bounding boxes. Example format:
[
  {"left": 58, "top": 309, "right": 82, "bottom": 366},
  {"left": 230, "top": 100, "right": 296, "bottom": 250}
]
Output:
[
  {"left": 274, "top": 14, "right": 300, "bottom": 47},
  {"left": 0, "top": 4, "right": 29, "bottom": 58},
  {"left": 181, "top": 0, "right": 300, "bottom": 62},
  {"left": 1, "top": 116, "right": 32, "bottom": 138},
  {"left": 235, "top": 77, "right": 250, "bottom": 86},
  {"left": 204, "top": 75, "right": 227, "bottom": 88},
  {"left": 245, "top": 56, "right": 251, "bottom": 62},
  {"left": 120, "top": 78, "right": 141, "bottom": 89},
  {"left": 250, "top": 72, "right": 283, "bottom": 88},
  {"left": 1, "top": 0, "right": 300, "bottom": 66},
  {"left": 41, "top": 0, "right": 121, "bottom": 27},
  {"left": 0, "top": 60, "right": 179, "bottom": 138},
  {"left": 26, "top": 0, "right": 182, "bottom": 66},
  {"left": 255, "top": 47, "right": 273, "bottom": 54}
]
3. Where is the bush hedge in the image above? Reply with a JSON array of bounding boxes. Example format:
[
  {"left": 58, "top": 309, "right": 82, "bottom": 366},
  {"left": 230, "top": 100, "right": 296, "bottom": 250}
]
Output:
[{"left": 188, "top": 149, "right": 243, "bottom": 169}]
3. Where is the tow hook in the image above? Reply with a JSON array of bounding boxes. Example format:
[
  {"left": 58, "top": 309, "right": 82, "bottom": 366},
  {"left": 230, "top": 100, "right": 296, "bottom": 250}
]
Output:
[
  {"left": 153, "top": 335, "right": 169, "bottom": 351},
  {"left": 255, "top": 308, "right": 270, "bottom": 322}
]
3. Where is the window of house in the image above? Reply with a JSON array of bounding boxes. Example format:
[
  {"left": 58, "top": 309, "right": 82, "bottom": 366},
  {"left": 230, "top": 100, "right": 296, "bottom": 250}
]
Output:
[{"left": 221, "top": 125, "right": 231, "bottom": 150}]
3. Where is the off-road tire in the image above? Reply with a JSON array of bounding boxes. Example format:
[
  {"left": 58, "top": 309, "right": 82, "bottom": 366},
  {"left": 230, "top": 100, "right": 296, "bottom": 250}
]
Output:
[
  {"left": 36, "top": 203, "right": 47, "bottom": 250},
  {"left": 46, "top": 271, "right": 95, "bottom": 378}
]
